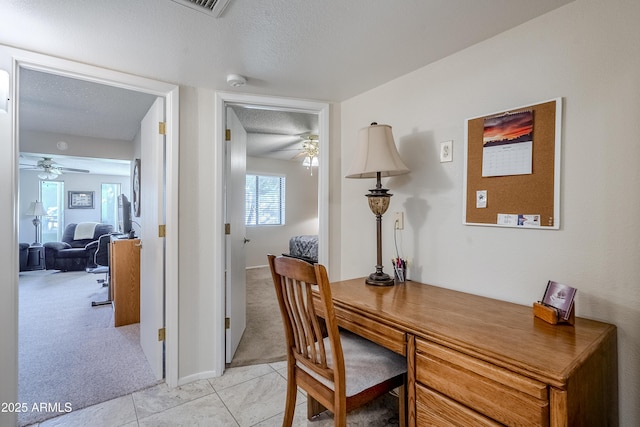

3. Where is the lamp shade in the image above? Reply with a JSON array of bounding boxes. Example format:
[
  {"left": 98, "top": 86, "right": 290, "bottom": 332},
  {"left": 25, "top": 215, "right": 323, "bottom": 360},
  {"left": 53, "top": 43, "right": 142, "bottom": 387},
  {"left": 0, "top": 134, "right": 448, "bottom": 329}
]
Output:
[
  {"left": 25, "top": 201, "right": 46, "bottom": 217},
  {"left": 345, "top": 123, "right": 410, "bottom": 179}
]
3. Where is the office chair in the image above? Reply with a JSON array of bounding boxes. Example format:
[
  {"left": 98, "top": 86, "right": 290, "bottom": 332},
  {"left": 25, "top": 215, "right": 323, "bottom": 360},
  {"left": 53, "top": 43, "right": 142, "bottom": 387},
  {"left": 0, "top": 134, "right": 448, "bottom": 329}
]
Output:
[
  {"left": 267, "top": 254, "right": 407, "bottom": 426},
  {"left": 89, "top": 234, "right": 112, "bottom": 307}
]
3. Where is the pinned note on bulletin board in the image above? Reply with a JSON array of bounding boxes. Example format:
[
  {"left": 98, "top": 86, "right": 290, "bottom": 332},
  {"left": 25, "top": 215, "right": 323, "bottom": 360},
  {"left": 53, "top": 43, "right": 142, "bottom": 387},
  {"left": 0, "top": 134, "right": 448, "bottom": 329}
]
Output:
[{"left": 463, "top": 98, "right": 562, "bottom": 229}]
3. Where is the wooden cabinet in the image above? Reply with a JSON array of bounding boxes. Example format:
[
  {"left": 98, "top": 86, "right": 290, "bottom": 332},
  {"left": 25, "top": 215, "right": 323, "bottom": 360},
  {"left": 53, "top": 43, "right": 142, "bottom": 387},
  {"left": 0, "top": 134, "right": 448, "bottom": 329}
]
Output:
[
  {"left": 110, "top": 237, "right": 140, "bottom": 327},
  {"left": 319, "top": 279, "right": 618, "bottom": 427},
  {"left": 416, "top": 384, "right": 501, "bottom": 426},
  {"left": 415, "top": 339, "right": 548, "bottom": 426}
]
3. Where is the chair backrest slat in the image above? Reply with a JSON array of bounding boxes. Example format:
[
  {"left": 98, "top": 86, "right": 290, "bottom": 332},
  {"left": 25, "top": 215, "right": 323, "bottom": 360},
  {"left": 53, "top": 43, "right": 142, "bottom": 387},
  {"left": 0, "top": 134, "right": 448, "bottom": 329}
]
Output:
[{"left": 269, "top": 255, "right": 337, "bottom": 383}]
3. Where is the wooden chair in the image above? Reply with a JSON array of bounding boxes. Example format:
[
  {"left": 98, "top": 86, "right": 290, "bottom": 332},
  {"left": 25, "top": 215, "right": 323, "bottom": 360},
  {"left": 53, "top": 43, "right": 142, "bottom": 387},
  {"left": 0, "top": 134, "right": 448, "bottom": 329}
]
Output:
[{"left": 267, "top": 254, "right": 407, "bottom": 426}]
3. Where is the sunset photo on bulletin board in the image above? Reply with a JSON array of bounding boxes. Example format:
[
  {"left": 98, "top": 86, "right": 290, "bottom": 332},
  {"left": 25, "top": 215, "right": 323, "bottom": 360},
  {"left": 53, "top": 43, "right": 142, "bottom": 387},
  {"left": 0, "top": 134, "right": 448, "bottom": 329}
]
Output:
[{"left": 482, "top": 111, "right": 534, "bottom": 178}]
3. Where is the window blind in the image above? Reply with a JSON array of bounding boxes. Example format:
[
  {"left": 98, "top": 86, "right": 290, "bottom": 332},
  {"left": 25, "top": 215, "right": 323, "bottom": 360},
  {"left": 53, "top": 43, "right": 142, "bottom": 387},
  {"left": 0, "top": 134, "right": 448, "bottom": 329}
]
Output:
[{"left": 245, "top": 174, "right": 285, "bottom": 225}]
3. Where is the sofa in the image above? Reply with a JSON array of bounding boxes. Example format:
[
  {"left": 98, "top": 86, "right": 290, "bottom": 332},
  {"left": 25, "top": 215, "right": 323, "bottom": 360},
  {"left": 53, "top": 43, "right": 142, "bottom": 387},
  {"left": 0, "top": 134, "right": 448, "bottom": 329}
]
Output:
[{"left": 43, "top": 223, "right": 114, "bottom": 271}]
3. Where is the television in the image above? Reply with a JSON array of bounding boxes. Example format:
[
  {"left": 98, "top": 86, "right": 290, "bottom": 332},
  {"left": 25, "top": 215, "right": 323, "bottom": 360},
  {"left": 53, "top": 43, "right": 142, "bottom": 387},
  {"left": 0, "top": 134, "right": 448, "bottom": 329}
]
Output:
[{"left": 117, "top": 194, "right": 134, "bottom": 237}]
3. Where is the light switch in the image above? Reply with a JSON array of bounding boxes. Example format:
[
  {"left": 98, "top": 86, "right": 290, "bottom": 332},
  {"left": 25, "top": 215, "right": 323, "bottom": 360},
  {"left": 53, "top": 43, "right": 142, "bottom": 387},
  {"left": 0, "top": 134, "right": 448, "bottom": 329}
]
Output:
[{"left": 440, "top": 140, "right": 453, "bottom": 162}]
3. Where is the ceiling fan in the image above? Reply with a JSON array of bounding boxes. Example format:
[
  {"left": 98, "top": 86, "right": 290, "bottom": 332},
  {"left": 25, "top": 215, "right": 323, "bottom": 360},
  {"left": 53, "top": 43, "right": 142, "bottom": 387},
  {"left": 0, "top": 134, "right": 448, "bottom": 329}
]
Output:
[
  {"left": 292, "top": 134, "right": 319, "bottom": 160},
  {"left": 20, "top": 156, "right": 90, "bottom": 179},
  {"left": 289, "top": 135, "right": 319, "bottom": 175},
  {"left": 275, "top": 134, "right": 319, "bottom": 159}
]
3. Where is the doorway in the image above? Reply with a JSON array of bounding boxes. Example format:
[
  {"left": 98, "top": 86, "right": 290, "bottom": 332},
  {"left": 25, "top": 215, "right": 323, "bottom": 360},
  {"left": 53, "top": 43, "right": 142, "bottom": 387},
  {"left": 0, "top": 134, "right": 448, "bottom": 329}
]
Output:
[
  {"left": 214, "top": 92, "right": 329, "bottom": 374},
  {"left": 7, "top": 49, "right": 180, "bottom": 416},
  {"left": 226, "top": 105, "right": 320, "bottom": 366}
]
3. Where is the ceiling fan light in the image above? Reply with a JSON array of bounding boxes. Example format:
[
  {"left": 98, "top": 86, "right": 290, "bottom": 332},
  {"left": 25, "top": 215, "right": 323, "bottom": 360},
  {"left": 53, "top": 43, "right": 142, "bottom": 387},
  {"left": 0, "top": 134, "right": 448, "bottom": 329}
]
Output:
[
  {"left": 311, "top": 156, "right": 319, "bottom": 167},
  {"left": 38, "top": 171, "right": 57, "bottom": 180},
  {"left": 302, "top": 156, "right": 311, "bottom": 167}
]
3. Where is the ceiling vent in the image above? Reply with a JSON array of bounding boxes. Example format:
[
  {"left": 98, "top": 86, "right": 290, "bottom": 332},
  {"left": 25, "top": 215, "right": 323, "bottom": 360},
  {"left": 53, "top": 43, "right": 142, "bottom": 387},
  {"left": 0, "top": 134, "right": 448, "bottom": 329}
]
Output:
[{"left": 170, "top": 0, "right": 232, "bottom": 18}]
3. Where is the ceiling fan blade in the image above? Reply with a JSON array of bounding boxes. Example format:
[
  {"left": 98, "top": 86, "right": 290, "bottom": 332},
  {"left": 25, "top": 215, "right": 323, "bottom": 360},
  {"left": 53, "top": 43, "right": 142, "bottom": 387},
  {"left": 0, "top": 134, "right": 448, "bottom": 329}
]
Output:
[{"left": 59, "top": 167, "right": 90, "bottom": 173}]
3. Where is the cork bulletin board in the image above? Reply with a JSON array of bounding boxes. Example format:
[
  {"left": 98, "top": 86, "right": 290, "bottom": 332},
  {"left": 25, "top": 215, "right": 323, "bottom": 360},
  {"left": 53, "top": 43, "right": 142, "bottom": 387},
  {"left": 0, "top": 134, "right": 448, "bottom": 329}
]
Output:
[{"left": 463, "top": 98, "right": 562, "bottom": 229}]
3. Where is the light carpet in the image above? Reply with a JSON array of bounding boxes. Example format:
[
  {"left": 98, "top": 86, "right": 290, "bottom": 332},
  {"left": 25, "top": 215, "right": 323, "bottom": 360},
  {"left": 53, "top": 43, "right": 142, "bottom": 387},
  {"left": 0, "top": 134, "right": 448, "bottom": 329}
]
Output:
[
  {"left": 229, "top": 266, "right": 287, "bottom": 367},
  {"left": 18, "top": 270, "right": 159, "bottom": 426}
]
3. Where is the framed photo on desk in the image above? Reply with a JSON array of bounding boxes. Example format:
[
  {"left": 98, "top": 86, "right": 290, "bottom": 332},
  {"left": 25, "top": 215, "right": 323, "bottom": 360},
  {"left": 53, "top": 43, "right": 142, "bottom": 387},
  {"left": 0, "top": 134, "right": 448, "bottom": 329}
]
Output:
[{"left": 542, "top": 280, "right": 576, "bottom": 321}]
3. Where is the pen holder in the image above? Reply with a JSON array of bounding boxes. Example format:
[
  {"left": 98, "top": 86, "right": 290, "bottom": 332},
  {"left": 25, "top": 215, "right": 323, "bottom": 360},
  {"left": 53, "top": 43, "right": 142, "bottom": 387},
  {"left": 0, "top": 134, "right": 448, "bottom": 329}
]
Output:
[{"left": 394, "top": 268, "right": 406, "bottom": 285}]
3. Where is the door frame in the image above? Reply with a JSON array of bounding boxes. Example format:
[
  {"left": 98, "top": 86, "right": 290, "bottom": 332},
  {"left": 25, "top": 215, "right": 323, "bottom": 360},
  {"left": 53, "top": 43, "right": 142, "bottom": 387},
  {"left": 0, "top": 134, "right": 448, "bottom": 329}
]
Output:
[
  {"left": 213, "top": 91, "right": 329, "bottom": 374},
  {"left": 8, "top": 48, "right": 179, "bottom": 387}
]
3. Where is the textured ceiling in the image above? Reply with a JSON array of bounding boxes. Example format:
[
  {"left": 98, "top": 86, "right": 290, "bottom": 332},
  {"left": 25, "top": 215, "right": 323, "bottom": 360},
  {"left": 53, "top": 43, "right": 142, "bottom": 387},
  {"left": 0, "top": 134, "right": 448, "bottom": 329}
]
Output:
[
  {"left": 7, "top": 0, "right": 574, "bottom": 173},
  {"left": 19, "top": 68, "right": 157, "bottom": 141},
  {"left": 231, "top": 106, "right": 318, "bottom": 160},
  {"left": 2, "top": 0, "right": 574, "bottom": 102}
]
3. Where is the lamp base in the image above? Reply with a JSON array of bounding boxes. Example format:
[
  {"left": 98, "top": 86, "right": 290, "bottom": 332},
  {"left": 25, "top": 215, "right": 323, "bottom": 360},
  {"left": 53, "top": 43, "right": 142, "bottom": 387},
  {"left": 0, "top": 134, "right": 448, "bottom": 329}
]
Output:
[{"left": 365, "top": 272, "right": 395, "bottom": 287}]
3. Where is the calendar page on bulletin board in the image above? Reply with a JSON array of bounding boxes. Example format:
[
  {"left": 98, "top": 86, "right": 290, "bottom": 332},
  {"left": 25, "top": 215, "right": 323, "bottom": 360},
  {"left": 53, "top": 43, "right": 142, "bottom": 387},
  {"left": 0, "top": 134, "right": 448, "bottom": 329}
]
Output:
[{"left": 463, "top": 98, "right": 562, "bottom": 229}]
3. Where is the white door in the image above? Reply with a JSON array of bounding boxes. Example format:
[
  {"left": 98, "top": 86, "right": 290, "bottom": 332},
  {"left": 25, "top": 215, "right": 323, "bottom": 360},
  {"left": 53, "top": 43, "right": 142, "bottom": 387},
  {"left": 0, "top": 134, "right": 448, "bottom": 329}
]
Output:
[
  {"left": 225, "top": 106, "right": 247, "bottom": 363},
  {"left": 139, "top": 97, "right": 165, "bottom": 379}
]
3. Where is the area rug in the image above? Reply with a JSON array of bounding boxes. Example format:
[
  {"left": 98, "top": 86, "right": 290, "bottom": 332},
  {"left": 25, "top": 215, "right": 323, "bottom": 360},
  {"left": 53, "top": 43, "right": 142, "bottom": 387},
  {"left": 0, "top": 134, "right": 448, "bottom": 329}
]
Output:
[
  {"left": 18, "top": 270, "right": 159, "bottom": 426},
  {"left": 229, "top": 266, "right": 287, "bottom": 367}
]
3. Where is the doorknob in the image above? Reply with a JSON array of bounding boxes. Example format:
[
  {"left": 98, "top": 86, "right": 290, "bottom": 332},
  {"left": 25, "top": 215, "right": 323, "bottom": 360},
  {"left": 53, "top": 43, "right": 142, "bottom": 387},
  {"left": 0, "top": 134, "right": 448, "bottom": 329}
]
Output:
[{"left": 243, "top": 237, "right": 251, "bottom": 244}]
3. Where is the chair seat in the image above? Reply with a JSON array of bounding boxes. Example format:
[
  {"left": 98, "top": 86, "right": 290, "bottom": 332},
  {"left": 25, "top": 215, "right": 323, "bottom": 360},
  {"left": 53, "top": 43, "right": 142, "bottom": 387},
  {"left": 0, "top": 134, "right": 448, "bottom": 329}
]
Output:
[{"left": 299, "top": 330, "right": 406, "bottom": 398}]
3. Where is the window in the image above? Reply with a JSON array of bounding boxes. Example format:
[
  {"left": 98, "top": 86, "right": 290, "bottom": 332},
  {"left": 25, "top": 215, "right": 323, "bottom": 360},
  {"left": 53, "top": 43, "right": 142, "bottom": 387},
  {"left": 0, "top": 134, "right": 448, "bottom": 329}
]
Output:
[
  {"left": 101, "top": 183, "right": 121, "bottom": 229},
  {"left": 40, "top": 180, "right": 64, "bottom": 243},
  {"left": 245, "top": 174, "right": 285, "bottom": 225}
]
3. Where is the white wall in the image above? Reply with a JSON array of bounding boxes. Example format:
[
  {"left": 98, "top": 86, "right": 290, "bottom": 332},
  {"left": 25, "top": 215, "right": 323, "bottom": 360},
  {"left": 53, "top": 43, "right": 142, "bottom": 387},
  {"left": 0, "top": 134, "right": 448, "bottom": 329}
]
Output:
[
  {"left": 245, "top": 156, "right": 318, "bottom": 267},
  {"left": 19, "top": 169, "right": 131, "bottom": 243},
  {"left": 0, "top": 45, "right": 18, "bottom": 427},
  {"left": 340, "top": 0, "right": 639, "bottom": 424},
  {"left": 21, "top": 130, "right": 134, "bottom": 161},
  {"left": 177, "top": 86, "right": 218, "bottom": 382}
]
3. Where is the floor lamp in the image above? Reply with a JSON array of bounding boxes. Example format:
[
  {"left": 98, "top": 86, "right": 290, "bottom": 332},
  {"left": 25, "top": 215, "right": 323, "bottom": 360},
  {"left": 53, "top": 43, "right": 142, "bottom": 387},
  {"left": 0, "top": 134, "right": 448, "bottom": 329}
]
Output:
[
  {"left": 25, "top": 200, "right": 46, "bottom": 245},
  {"left": 346, "top": 123, "right": 410, "bottom": 286}
]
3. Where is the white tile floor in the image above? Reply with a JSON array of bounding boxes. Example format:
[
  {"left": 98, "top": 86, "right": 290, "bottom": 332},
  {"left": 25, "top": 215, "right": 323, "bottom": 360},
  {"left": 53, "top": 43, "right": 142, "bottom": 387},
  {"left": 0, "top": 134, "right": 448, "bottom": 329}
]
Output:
[{"left": 33, "top": 361, "right": 400, "bottom": 427}]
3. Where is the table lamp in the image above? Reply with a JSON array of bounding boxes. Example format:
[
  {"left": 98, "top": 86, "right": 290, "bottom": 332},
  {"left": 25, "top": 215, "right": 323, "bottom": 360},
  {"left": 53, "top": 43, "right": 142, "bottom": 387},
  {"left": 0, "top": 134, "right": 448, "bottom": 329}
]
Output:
[
  {"left": 346, "top": 123, "right": 410, "bottom": 286},
  {"left": 25, "top": 200, "right": 46, "bottom": 245}
]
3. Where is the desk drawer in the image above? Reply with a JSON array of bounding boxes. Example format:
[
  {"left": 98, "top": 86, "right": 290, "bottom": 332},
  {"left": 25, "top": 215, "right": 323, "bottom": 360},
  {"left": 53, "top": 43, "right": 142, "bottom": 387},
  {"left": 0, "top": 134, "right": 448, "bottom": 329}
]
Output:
[
  {"left": 416, "top": 383, "right": 501, "bottom": 426},
  {"left": 416, "top": 339, "right": 549, "bottom": 426},
  {"left": 333, "top": 305, "right": 406, "bottom": 356}
]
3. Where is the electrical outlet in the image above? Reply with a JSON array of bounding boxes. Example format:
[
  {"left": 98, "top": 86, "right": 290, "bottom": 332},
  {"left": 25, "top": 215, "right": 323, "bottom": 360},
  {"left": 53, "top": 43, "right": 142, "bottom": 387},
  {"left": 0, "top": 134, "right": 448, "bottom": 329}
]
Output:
[{"left": 394, "top": 211, "right": 404, "bottom": 230}]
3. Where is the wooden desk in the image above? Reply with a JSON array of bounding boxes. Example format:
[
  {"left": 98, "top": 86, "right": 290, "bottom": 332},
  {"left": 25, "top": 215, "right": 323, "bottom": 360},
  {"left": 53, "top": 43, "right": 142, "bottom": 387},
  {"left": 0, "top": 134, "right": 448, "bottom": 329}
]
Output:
[
  {"left": 110, "top": 237, "right": 140, "bottom": 327},
  {"left": 316, "top": 278, "right": 618, "bottom": 426}
]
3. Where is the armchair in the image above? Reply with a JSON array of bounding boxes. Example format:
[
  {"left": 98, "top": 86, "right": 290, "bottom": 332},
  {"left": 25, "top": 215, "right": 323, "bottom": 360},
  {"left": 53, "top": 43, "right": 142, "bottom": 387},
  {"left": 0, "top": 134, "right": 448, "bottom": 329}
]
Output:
[{"left": 43, "top": 223, "right": 114, "bottom": 271}]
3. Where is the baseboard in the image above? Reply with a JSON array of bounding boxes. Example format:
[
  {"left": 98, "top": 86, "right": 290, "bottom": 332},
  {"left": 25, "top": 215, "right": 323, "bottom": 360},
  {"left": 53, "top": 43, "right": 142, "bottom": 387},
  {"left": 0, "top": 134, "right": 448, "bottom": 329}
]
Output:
[
  {"left": 177, "top": 370, "right": 222, "bottom": 386},
  {"left": 246, "top": 265, "right": 268, "bottom": 270}
]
